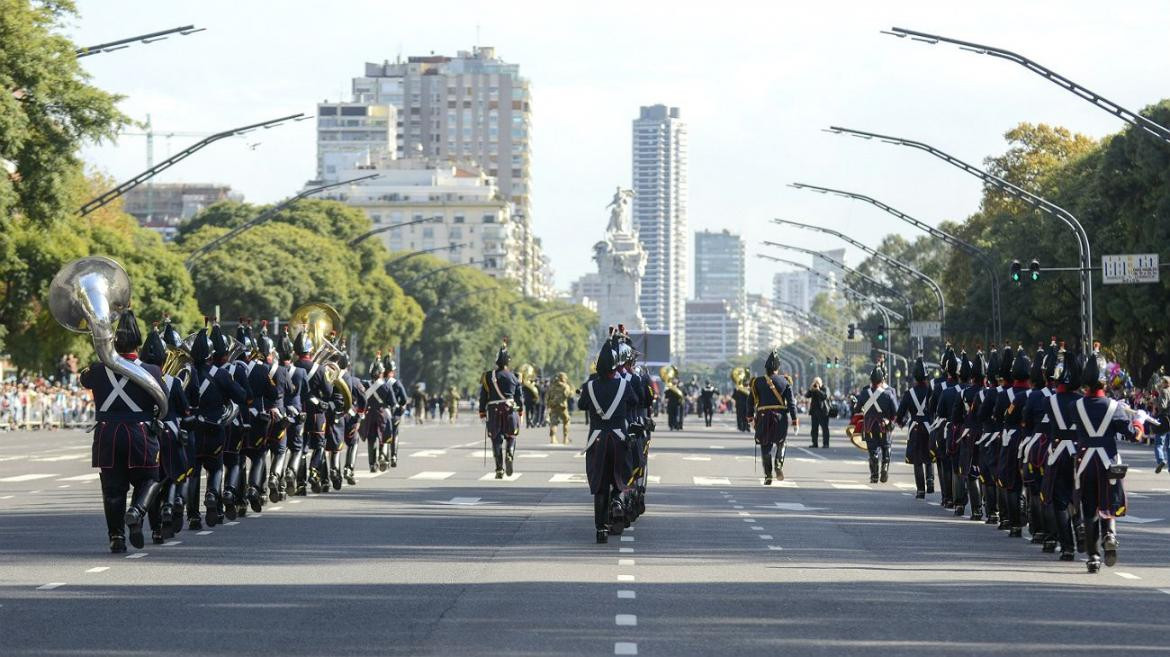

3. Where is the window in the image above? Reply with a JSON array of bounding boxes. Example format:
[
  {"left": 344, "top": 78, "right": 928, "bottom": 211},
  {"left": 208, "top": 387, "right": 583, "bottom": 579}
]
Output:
[
  {"left": 449, "top": 227, "right": 462, "bottom": 239},
  {"left": 482, "top": 214, "right": 495, "bottom": 224},
  {"left": 340, "top": 106, "right": 366, "bottom": 116},
  {"left": 319, "top": 106, "right": 338, "bottom": 116},
  {"left": 453, "top": 215, "right": 465, "bottom": 224},
  {"left": 422, "top": 227, "right": 434, "bottom": 239}
]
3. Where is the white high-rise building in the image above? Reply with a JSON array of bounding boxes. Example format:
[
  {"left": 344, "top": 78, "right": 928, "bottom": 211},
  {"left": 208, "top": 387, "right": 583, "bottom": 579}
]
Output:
[
  {"left": 694, "top": 229, "right": 745, "bottom": 309},
  {"left": 633, "top": 105, "right": 687, "bottom": 357}
]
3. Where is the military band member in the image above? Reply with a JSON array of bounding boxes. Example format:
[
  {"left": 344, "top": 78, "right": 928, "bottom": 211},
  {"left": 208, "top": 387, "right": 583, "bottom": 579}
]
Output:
[
  {"left": 896, "top": 357, "right": 933, "bottom": 498},
  {"left": 699, "top": 380, "right": 716, "bottom": 427},
  {"left": 941, "top": 352, "right": 971, "bottom": 516},
  {"left": 993, "top": 345, "right": 1028, "bottom": 536},
  {"left": 749, "top": 351, "right": 798, "bottom": 485},
  {"left": 221, "top": 322, "right": 254, "bottom": 520},
  {"left": 1043, "top": 345, "right": 1084, "bottom": 561},
  {"left": 187, "top": 323, "right": 247, "bottom": 528},
  {"left": 271, "top": 328, "right": 304, "bottom": 502},
  {"left": 245, "top": 322, "right": 287, "bottom": 511},
  {"left": 977, "top": 346, "right": 1004, "bottom": 526},
  {"left": 578, "top": 337, "right": 637, "bottom": 543},
  {"left": 1074, "top": 346, "right": 1142, "bottom": 573},
  {"left": 139, "top": 324, "right": 190, "bottom": 543},
  {"left": 1021, "top": 343, "right": 1055, "bottom": 547},
  {"left": 854, "top": 362, "right": 898, "bottom": 484},
  {"left": 320, "top": 338, "right": 351, "bottom": 492},
  {"left": 665, "top": 383, "right": 684, "bottom": 431},
  {"left": 479, "top": 342, "right": 524, "bottom": 479},
  {"left": 291, "top": 329, "right": 334, "bottom": 495},
  {"left": 81, "top": 310, "right": 165, "bottom": 552},
  {"left": 375, "top": 355, "right": 408, "bottom": 470},
  {"left": 336, "top": 353, "right": 366, "bottom": 487},
  {"left": 955, "top": 352, "right": 988, "bottom": 520},
  {"left": 928, "top": 347, "right": 959, "bottom": 506}
]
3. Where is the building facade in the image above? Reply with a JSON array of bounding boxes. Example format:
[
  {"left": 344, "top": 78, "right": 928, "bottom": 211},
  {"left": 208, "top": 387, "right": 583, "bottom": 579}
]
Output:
[
  {"left": 694, "top": 229, "right": 745, "bottom": 308},
  {"left": 684, "top": 299, "right": 748, "bottom": 366},
  {"left": 315, "top": 102, "right": 396, "bottom": 182},
  {"left": 633, "top": 104, "right": 688, "bottom": 356},
  {"left": 123, "top": 183, "right": 242, "bottom": 241}
]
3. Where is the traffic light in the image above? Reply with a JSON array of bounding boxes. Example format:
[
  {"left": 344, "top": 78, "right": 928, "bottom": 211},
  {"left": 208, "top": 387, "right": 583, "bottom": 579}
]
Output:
[
  {"left": 1029, "top": 258, "right": 1040, "bottom": 281},
  {"left": 848, "top": 323, "right": 856, "bottom": 339},
  {"left": 876, "top": 324, "right": 886, "bottom": 342},
  {"left": 833, "top": 356, "right": 839, "bottom": 369},
  {"left": 808, "top": 358, "right": 814, "bottom": 367},
  {"left": 1010, "top": 259, "right": 1022, "bottom": 283},
  {"left": 825, "top": 358, "right": 832, "bottom": 369}
]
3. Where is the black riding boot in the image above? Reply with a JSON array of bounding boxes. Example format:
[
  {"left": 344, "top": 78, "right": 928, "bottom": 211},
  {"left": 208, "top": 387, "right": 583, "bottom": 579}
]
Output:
[
  {"left": 966, "top": 478, "right": 982, "bottom": 520},
  {"left": 868, "top": 456, "right": 880, "bottom": 483},
  {"left": 505, "top": 438, "right": 516, "bottom": 476},
  {"left": 1085, "top": 518, "right": 1102, "bottom": 572},
  {"left": 328, "top": 451, "right": 342, "bottom": 490},
  {"left": 493, "top": 442, "right": 504, "bottom": 478},
  {"left": 367, "top": 437, "right": 378, "bottom": 470},
  {"left": 286, "top": 449, "right": 303, "bottom": 492},
  {"left": 879, "top": 458, "right": 890, "bottom": 484},
  {"left": 103, "top": 491, "right": 127, "bottom": 553},
  {"left": 913, "top": 463, "right": 926, "bottom": 496},
  {"left": 269, "top": 449, "right": 288, "bottom": 501},
  {"left": 343, "top": 447, "right": 357, "bottom": 485},
  {"left": 594, "top": 492, "right": 609, "bottom": 542},
  {"left": 186, "top": 471, "right": 203, "bottom": 529},
  {"left": 126, "top": 480, "right": 160, "bottom": 549},
  {"left": 223, "top": 462, "right": 241, "bottom": 520}
]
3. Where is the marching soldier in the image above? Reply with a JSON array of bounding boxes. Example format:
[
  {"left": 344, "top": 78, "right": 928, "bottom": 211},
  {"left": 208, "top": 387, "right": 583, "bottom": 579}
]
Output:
[
  {"left": 578, "top": 335, "right": 637, "bottom": 543},
  {"left": 699, "top": 380, "right": 717, "bottom": 428},
  {"left": 977, "top": 346, "right": 1004, "bottom": 526},
  {"left": 1043, "top": 345, "right": 1084, "bottom": 561},
  {"left": 359, "top": 356, "right": 387, "bottom": 472},
  {"left": 949, "top": 352, "right": 981, "bottom": 518},
  {"left": 290, "top": 329, "right": 333, "bottom": 495},
  {"left": 928, "top": 347, "right": 959, "bottom": 506},
  {"left": 546, "top": 372, "right": 574, "bottom": 444},
  {"left": 245, "top": 322, "right": 288, "bottom": 510},
  {"left": 221, "top": 322, "right": 254, "bottom": 520},
  {"left": 139, "top": 324, "right": 191, "bottom": 543},
  {"left": 993, "top": 345, "right": 1028, "bottom": 536},
  {"left": 1074, "top": 346, "right": 1142, "bottom": 572},
  {"left": 748, "top": 351, "right": 798, "bottom": 485},
  {"left": 854, "top": 361, "right": 898, "bottom": 484},
  {"left": 187, "top": 323, "right": 247, "bottom": 529},
  {"left": 1021, "top": 343, "right": 1055, "bottom": 547},
  {"left": 896, "top": 356, "right": 933, "bottom": 498},
  {"left": 375, "top": 355, "right": 408, "bottom": 470},
  {"left": 479, "top": 342, "right": 524, "bottom": 479},
  {"left": 336, "top": 353, "right": 366, "bottom": 487},
  {"left": 320, "top": 337, "right": 351, "bottom": 492},
  {"left": 665, "top": 382, "right": 684, "bottom": 431},
  {"left": 444, "top": 386, "right": 461, "bottom": 424},
  {"left": 270, "top": 328, "right": 304, "bottom": 502},
  {"left": 81, "top": 310, "right": 165, "bottom": 552}
]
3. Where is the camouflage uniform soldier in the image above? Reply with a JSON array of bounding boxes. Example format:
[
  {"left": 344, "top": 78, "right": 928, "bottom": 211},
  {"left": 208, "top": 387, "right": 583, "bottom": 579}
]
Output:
[{"left": 546, "top": 372, "right": 574, "bottom": 444}]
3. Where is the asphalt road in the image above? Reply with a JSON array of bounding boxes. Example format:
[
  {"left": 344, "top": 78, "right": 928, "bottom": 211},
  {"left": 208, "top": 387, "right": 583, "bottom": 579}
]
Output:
[{"left": 2, "top": 415, "right": 1168, "bottom": 656}]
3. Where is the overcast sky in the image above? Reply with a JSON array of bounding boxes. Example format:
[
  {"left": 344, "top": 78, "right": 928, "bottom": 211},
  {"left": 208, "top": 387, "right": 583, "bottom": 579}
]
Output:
[{"left": 71, "top": 0, "right": 1170, "bottom": 297}]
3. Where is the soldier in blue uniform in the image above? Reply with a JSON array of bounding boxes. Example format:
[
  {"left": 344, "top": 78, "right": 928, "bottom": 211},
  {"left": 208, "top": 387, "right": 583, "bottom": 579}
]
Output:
[
  {"left": 320, "top": 335, "right": 351, "bottom": 492},
  {"left": 699, "top": 380, "right": 717, "bottom": 427},
  {"left": 1042, "top": 345, "right": 1084, "bottom": 561},
  {"left": 221, "top": 322, "right": 254, "bottom": 520},
  {"left": 976, "top": 346, "right": 1004, "bottom": 526},
  {"left": 947, "top": 352, "right": 978, "bottom": 517},
  {"left": 993, "top": 346, "right": 1029, "bottom": 536},
  {"left": 748, "top": 351, "right": 798, "bottom": 485},
  {"left": 955, "top": 352, "right": 988, "bottom": 520},
  {"left": 896, "top": 357, "right": 933, "bottom": 498},
  {"left": 1073, "top": 346, "right": 1142, "bottom": 573},
  {"left": 578, "top": 335, "right": 638, "bottom": 543},
  {"left": 1021, "top": 343, "right": 1055, "bottom": 548},
  {"left": 187, "top": 323, "right": 248, "bottom": 528},
  {"left": 244, "top": 322, "right": 286, "bottom": 511},
  {"left": 375, "top": 355, "right": 408, "bottom": 470},
  {"left": 359, "top": 355, "right": 387, "bottom": 473},
  {"left": 291, "top": 329, "right": 334, "bottom": 495},
  {"left": 853, "top": 362, "right": 898, "bottom": 484},
  {"left": 139, "top": 324, "right": 191, "bottom": 543},
  {"left": 81, "top": 310, "right": 165, "bottom": 552},
  {"left": 270, "top": 328, "right": 304, "bottom": 502},
  {"left": 337, "top": 354, "right": 366, "bottom": 486},
  {"left": 479, "top": 342, "right": 524, "bottom": 479},
  {"left": 928, "top": 347, "right": 959, "bottom": 506}
]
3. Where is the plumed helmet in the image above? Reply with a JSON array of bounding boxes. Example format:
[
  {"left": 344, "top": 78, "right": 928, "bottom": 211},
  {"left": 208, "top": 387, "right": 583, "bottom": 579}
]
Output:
[
  {"left": 293, "top": 329, "right": 313, "bottom": 356},
  {"left": 999, "top": 345, "right": 1015, "bottom": 382},
  {"left": 1030, "top": 347, "right": 1046, "bottom": 385},
  {"left": 942, "top": 344, "right": 958, "bottom": 377},
  {"left": 958, "top": 351, "right": 972, "bottom": 382},
  {"left": 383, "top": 354, "right": 396, "bottom": 373},
  {"left": 210, "top": 323, "right": 229, "bottom": 359},
  {"left": 1054, "top": 345, "right": 1082, "bottom": 388},
  {"left": 113, "top": 309, "right": 142, "bottom": 354},
  {"left": 912, "top": 356, "right": 927, "bottom": 382},
  {"left": 369, "top": 355, "right": 385, "bottom": 379},
  {"left": 255, "top": 321, "right": 275, "bottom": 358},
  {"left": 1011, "top": 345, "right": 1031, "bottom": 382},
  {"left": 595, "top": 340, "right": 617, "bottom": 376},
  {"left": 140, "top": 325, "right": 167, "bottom": 367},
  {"left": 160, "top": 316, "right": 183, "bottom": 349},
  {"left": 616, "top": 341, "right": 633, "bottom": 365},
  {"left": 972, "top": 351, "right": 986, "bottom": 381},
  {"left": 764, "top": 350, "right": 780, "bottom": 374},
  {"left": 1083, "top": 343, "right": 1108, "bottom": 388},
  {"left": 235, "top": 320, "right": 254, "bottom": 355},
  {"left": 276, "top": 327, "right": 294, "bottom": 362},
  {"left": 1043, "top": 340, "right": 1060, "bottom": 380},
  {"left": 986, "top": 345, "right": 1001, "bottom": 382},
  {"left": 191, "top": 325, "right": 213, "bottom": 363},
  {"left": 870, "top": 362, "right": 886, "bottom": 384},
  {"left": 495, "top": 341, "right": 510, "bottom": 367}
]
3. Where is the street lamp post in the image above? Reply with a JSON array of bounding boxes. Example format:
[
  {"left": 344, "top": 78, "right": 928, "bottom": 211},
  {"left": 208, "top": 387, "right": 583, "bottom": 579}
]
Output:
[
  {"left": 184, "top": 173, "right": 379, "bottom": 271},
  {"left": 882, "top": 27, "right": 1170, "bottom": 145},
  {"left": 75, "top": 25, "right": 205, "bottom": 58},
  {"left": 82, "top": 113, "right": 307, "bottom": 216},
  {"left": 398, "top": 259, "right": 476, "bottom": 289},
  {"left": 790, "top": 182, "right": 1001, "bottom": 343},
  {"left": 385, "top": 243, "right": 468, "bottom": 270},
  {"left": 349, "top": 215, "right": 444, "bottom": 247},
  {"left": 826, "top": 125, "right": 1093, "bottom": 348}
]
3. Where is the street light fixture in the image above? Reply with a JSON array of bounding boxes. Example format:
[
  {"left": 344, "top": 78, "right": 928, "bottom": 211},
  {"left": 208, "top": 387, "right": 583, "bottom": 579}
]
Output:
[
  {"left": 825, "top": 125, "right": 1093, "bottom": 348},
  {"left": 82, "top": 112, "right": 306, "bottom": 216},
  {"left": 789, "top": 181, "right": 1002, "bottom": 343},
  {"left": 386, "top": 243, "right": 468, "bottom": 270},
  {"left": 882, "top": 27, "right": 1170, "bottom": 145},
  {"left": 349, "top": 215, "right": 444, "bottom": 247},
  {"left": 76, "top": 25, "right": 205, "bottom": 58},
  {"left": 772, "top": 218, "right": 945, "bottom": 332}
]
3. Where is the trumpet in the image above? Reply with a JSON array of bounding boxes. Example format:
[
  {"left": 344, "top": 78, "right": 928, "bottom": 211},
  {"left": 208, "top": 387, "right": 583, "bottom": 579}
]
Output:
[
  {"left": 48, "top": 256, "right": 168, "bottom": 418},
  {"left": 162, "top": 333, "right": 195, "bottom": 389}
]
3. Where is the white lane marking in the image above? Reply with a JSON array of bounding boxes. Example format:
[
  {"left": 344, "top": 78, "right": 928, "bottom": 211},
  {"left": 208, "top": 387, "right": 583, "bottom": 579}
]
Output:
[
  {"left": 36, "top": 582, "right": 66, "bottom": 590},
  {"left": 409, "top": 471, "right": 455, "bottom": 480},
  {"left": 694, "top": 477, "right": 731, "bottom": 486},
  {"left": 126, "top": 552, "right": 148, "bottom": 559},
  {"left": 902, "top": 493, "right": 912, "bottom": 496},
  {"left": 615, "top": 642, "right": 638, "bottom": 655},
  {"left": 615, "top": 614, "right": 637, "bottom": 626},
  {"left": 831, "top": 483, "right": 872, "bottom": 490},
  {"left": 733, "top": 505, "right": 744, "bottom": 509},
  {"left": 647, "top": 475, "right": 661, "bottom": 484},
  {"left": 85, "top": 567, "right": 110, "bottom": 573},
  {"left": 197, "top": 531, "right": 213, "bottom": 536},
  {"left": 549, "top": 473, "right": 587, "bottom": 483},
  {"left": 1116, "top": 572, "right": 1141, "bottom": 580},
  {"left": 759, "top": 534, "right": 773, "bottom": 540},
  {"left": 709, "top": 445, "right": 726, "bottom": 449},
  {"left": 289, "top": 499, "right": 302, "bottom": 504},
  {"left": 0, "top": 495, "right": 13, "bottom": 499},
  {"left": 737, "top": 512, "right": 749, "bottom": 516},
  {"left": 766, "top": 502, "right": 826, "bottom": 512},
  {"left": 796, "top": 447, "right": 827, "bottom": 460},
  {"left": 767, "top": 545, "right": 784, "bottom": 551},
  {"left": 31, "top": 454, "right": 88, "bottom": 462},
  {"left": 517, "top": 453, "right": 548, "bottom": 459},
  {"left": 1159, "top": 589, "right": 1170, "bottom": 595},
  {"left": 1117, "top": 515, "right": 1163, "bottom": 524},
  {"left": 620, "top": 536, "right": 634, "bottom": 542},
  {"left": 0, "top": 474, "right": 56, "bottom": 482},
  {"left": 778, "top": 481, "right": 799, "bottom": 488},
  {"left": 683, "top": 456, "right": 711, "bottom": 461},
  {"left": 617, "top": 590, "right": 636, "bottom": 599},
  {"left": 225, "top": 521, "right": 240, "bottom": 526},
  {"left": 354, "top": 470, "right": 384, "bottom": 479},
  {"left": 479, "top": 472, "right": 522, "bottom": 481},
  {"left": 435, "top": 497, "right": 490, "bottom": 506},
  {"left": 57, "top": 473, "right": 100, "bottom": 482},
  {"left": 751, "top": 526, "right": 764, "bottom": 530},
  {"left": 410, "top": 449, "right": 447, "bottom": 458},
  {"left": 164, "top": 541, "right": 182, "bottom": 546},
  {"left": 894, "top": 482, "right": 916, "bottom": 489},
  {"left": 617, "top": 574, "right": 636, "bottom": 582},
  {"left": 619, "top": 547, "right": 634, "bottom": 554},
  {"left": 57, "top": 485, "right": 70, "bottom": 488},
  {"left": 268, "top": 506, "right": 283, "bottom": 511},
  {"left": 619, "top": 559, "right": 635, "bottom": 566}
]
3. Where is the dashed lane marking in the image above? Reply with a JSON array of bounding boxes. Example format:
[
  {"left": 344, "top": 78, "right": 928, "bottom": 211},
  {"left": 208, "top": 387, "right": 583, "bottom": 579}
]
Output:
[
  {"left": 126, "top": 552, "right": 148, "bottom": 559},
  {"left": 767, "top": 545, "right": 784, "bottom": 551},
  {"left": 0, "top": 495, "right": 11, "bottom": 499},
  {"left": 694, "top": 477, "right": 731, "bottom": 486},
  {"left": 615, "top": 642, "right": 638, "bottom": 655},
  {"left": 617, "top": 574, "right": 636, "bottom": 582},
  {"left": 30, "top": 454, "right": 88, "bottom": 462},
  {"left": 268, "top": 506, "right": 283, "bottom": 511},
  {"left": 894, "top": 483, "right": 916, "bottom": 489},
  {"left": 549, "top": 473, "right": 587, "bottom": 483},
  {"left": 759, "top": 534, "right": 773, "bottom": 540},
  {"left": 738, "top": 512, "right": 749, "bottom": 516},
  {"left": 796, "top": 447, "right": 827, "bottom": 461},
  {"left": 1116, "top": 572, "right": 1141, "bottom": 580},
  {"left": 617, "top": 590, "right": 636, "bottom": 599},
  {"left": 620, "top": 536, "right": 634, "bottom": 542},
  {"left": 163, "top": 541, "right": 182, "bottom": 546},
  {"left": 85, "top": 567, "right": 109, "bottom": 573},
  {"left": 733, "top": 505, "right": 744, "bottom": 509},
  {"left": 57, "top": 485, "right": 70, "bottom": 488},
  {"left": 1159, "top": 589, "right": 1170, "bottom": 595},
  {"left": 36, "top": 582, "right": 66, "bottom": 590},
  {"left": 57, "top": 473, "right": 100, "bottom": 482},
  {"left": 683, "top": 456, "right": 711, "bottom": 461},
  {"left": 647, "top": 476, "right": 661, "bottom": 484},
  {"left": 742, "top": 518, "right": 755, "bottom": 522},
  {"left": 0, "top": 474, "right": 56, "bottom": 483},
  {"left": 197, "top": 531, "right": 213, "bottom": 536},
  {"left": 289, "top": 499, "right": 302, "bottom": 504},
  {"left": 709, "top": 445, "right": 726, "bottom": 449},
  {"left": 619, "top": 547, "right": 634, "bottom": 554},
  {"left": 831, "top": 483, "right": 872, "bottom": 490},
  {"left": 409, "top": 471, "right": 456, "bottom": 480},
  {"left": 410, "top": 449, "right": 447, "bottom": 458},
  {"left": 225, "top": 521, "right": 240, "bottom": 526},
  {"left": 518, "top": 453, "right": 548, "bottom": 459},
  {"left": 751, "top": 526, "right": 764, "bottom": 530},
  {"left": 479, "top": 472, "right": 522, "bottom": 481},
  {"left": 619, "top": 559, "right": 635, "bottom": 566},
  {"left": 615, "top": 614, "right": 637, "bottom": 626}
]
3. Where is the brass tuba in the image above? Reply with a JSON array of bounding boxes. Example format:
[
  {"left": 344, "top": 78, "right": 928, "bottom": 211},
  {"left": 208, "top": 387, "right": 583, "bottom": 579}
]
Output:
[
  {"left": 659, "top": 365, "right": 678, "bottom": 385},
  {"left": 290, "top": 302, "right": 352, "bottom": 409},
  {"left": 161, "top": 331, "right": 196, "bottom": 389},
  {"left": 517, "top": 363, "right": 537, "bottom": 384},
  {"left": 49, "top": 257, "right": 168, "bottom": 418}
]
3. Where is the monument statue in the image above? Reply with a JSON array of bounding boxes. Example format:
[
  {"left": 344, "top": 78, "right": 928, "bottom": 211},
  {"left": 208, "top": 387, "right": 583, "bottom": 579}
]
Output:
[{"left": 592, "top": 186, "right": 646, "bottom": 332}]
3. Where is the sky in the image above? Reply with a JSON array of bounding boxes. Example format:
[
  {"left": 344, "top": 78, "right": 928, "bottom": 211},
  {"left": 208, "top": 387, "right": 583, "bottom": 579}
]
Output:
[{"left": 70, "top": 0, "right": 1170, "bottom": 297}]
